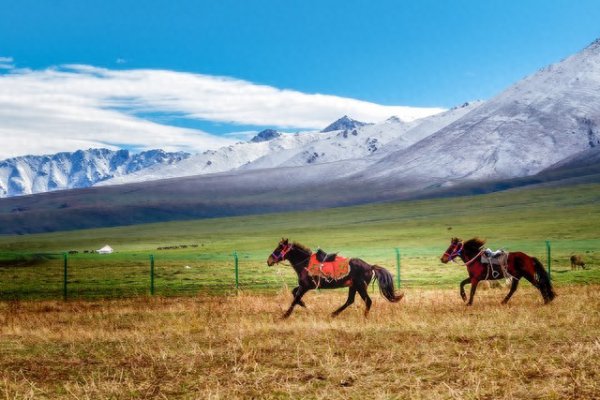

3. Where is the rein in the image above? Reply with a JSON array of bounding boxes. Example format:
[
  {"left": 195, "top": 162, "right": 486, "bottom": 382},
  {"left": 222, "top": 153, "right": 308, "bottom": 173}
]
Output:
[{"left": 462, "top": 250, "right": 484, "bottom": 267}]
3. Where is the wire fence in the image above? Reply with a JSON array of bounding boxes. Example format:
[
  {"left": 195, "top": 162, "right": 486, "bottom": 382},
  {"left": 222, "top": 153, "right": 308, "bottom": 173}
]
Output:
[{"left": 0, "top": 240, "right": 598, "bottom": 301}]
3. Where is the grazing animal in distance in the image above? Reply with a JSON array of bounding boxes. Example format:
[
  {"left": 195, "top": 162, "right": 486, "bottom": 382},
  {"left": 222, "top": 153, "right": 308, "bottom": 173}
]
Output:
[{"left": 570, "top": 255, "right": 586, "bottom": 270}]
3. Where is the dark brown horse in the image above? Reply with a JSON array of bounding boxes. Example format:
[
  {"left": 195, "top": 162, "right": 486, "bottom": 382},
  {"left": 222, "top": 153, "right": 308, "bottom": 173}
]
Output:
[
  {"left": 440, "top": 237, "right": 556, "bottom": 305},
  {"left": 267, "top": 238, "right": 403, "bottom": 318}
]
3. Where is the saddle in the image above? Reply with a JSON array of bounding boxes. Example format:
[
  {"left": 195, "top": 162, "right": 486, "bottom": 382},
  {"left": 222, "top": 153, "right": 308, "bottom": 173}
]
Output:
[
  {"left": 481, "top": 249, "right": 508, "bottom": 266},
  {"left": 307, "top": 253, "right": 350, "bottom": 281},
  {"left": 316, "top": 249, "right": 337, "bottom": 262},
  {"left": 481, "top": 249, "right": 510, "bottom": 279}
]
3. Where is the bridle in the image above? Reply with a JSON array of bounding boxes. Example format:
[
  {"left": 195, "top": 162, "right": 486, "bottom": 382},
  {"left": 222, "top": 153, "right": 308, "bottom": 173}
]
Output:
[
  {"left": 444, "top": 241, "right": 464, "bottom": 262},
  {"left": 444, "top": 240, "right": 484, "bottom": 267},
  {"left": 271, "top": 243, "right": 293, "bottom": 264}
]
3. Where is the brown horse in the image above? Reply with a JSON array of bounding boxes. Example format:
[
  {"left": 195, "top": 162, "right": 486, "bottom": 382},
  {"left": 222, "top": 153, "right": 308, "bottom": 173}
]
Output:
[
  {"left": 570, "top": 255, "right": 586, "bottom": 270},
  {"left": 440, "top": 237, "right": 556, "bottom": 305},
  {"left": 267, "top": 238, "right": 403, "bottom": 318}
]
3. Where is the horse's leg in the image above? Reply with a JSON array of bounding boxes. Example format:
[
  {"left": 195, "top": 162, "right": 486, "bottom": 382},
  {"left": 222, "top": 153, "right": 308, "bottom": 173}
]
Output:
[
  {"left": 283, "top": 285, "right": 308, "bottom": 319},
  {"left": 524, "top": 272, "right": 552, "bottom": 303},
  {"left": 292, "top": 286, "right": 307, "bottom": 308},
  {"left": 331, "top": 287, "right": 356, "bottom": 317},
  {"left": 467, "top": 277, "right": 479, "bottom": 306},
  {"left": 501, "top": 278, "right": 520, "bottom": 304},
  {"left": 520, "top": 268, "right": 553, "bottom": 303},
  {"left": 459, "top": 278, "right": 470, "bottom": 302},
  {"left": 356, "top": 283, "right": 373, "bottom": 317}
]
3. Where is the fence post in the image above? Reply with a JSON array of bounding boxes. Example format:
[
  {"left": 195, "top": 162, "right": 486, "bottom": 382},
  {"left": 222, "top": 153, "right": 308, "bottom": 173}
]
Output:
[
  {"left": 63, "top": 252, "right": 68, "bottom": 301},
  {"left": 234, "top": 251, "right": 239, "bottom": 293},
  {"left": 545, "top": 240, "right": 552, "bottom": 281},
  {"left": 150, "top": 254, "right": 155, "bottom": 295},
  {"left": 395, "top": 248, "right": 401, "bottom": 288}
]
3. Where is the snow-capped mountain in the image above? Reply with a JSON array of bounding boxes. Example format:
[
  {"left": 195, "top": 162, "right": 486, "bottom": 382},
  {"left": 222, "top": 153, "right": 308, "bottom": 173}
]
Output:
[
  {"left": 241, "top": 105, "right": 484, "bottom": 170},
  {"left": 5, "top": 38, "right": 600, "bottom": 205},
  {"left": 99, "top": 130, "right": 320, "bottom": 185},
  {"left": 0, "top": 148, "right": 189, "bottom": 197},
  {"left": 101, "top": 108, "right": 502, "bottom": 186},
  {"left": 360, "top": 38, "right": 600, "bottom": 188}
]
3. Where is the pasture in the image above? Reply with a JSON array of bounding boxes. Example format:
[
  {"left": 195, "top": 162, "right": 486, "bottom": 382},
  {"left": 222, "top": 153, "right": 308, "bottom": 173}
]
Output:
[
  {"left": 1, "top": 286, "right": 599, "bottom": 399},
  {"left": 1, "top": 183, "right": 600, "bottom": 398}
]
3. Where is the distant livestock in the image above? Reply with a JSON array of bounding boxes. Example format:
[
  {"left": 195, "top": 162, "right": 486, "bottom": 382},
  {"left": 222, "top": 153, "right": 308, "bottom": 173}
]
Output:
[{"left": 570, "top": 255, "right": 586, "bottom": 270}]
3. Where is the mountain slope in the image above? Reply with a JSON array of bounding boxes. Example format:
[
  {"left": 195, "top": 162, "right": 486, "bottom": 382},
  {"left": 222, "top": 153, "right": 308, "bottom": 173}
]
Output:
[
  {"left": 0, "top": 149, "right": 189, "bottom": 198},
  {"left": 360, "top": 39, "right": 600, "bottom": 189}
]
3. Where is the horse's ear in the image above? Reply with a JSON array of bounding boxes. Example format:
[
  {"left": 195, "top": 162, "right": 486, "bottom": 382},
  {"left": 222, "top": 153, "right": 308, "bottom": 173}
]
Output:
[{"left": 281, "top": 238, "right": 288, "bottom": 244}]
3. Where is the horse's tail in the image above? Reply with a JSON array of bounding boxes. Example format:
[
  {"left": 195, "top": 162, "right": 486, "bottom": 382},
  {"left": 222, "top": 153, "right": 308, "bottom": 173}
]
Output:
[
  {"left": 532, "top": 257, "right": 556, "bottom": 303},
  {"left": 372, "top": 266, "right": 404, "bottom": 303}
]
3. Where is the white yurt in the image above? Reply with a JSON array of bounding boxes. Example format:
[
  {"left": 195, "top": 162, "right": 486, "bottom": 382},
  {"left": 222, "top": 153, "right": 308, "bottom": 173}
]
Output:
[{"left": 97, "top": 245, "right": 114, "bottom": 254}]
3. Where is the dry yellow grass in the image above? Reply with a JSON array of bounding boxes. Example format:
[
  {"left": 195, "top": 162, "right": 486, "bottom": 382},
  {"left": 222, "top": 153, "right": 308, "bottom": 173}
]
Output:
[{"left": 1, "top": 285, "right": 599, "bottom": 399}]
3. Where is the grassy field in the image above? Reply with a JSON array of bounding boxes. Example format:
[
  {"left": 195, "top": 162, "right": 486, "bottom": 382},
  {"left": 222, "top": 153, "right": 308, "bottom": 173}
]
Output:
[
  {"left": 1, "top": 286, "right": 599, "bottom": 399},
  {"left": 1, "top": 183, "right": 600, "bottom": 398},
  {"left": 1, "top": 182, "right": 600, "bottom": 254},
  {"left": 0, "top": 183, "right": 599, "bottom": 299}
]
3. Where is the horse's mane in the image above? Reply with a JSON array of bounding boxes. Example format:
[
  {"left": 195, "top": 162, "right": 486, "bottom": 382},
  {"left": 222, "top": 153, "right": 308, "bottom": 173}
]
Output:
[
  {"left": 463, "top": 237, "right": 486, "bottom": 252},
  {"left": 292, "top": 241, "right": 313, "bottom": 254}
]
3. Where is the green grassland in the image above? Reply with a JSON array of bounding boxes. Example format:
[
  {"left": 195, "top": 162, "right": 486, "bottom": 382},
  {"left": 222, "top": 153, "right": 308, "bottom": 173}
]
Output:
[{"left": 0, "top": 183, "right": 599, "bottom": 299}]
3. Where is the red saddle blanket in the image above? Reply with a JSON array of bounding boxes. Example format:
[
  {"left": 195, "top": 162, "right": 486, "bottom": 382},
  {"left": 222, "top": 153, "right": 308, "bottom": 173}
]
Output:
[{"left": 306, "top": 254, "right": 351, "bottom": 280}]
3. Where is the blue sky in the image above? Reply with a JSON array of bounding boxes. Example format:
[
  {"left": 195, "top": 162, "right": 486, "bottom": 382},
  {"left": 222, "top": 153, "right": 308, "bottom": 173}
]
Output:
[{"left": 1, "top": 0, "right": 599, "bottom": 157}]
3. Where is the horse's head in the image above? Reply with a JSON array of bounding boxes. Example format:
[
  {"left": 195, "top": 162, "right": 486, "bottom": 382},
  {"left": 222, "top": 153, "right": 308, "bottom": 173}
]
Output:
[
  {"left": 267, "top": 238, "right": 293, "bottom": 266},
  {"left": 441, "top": 237, "right": 463, "bottom": 263}
]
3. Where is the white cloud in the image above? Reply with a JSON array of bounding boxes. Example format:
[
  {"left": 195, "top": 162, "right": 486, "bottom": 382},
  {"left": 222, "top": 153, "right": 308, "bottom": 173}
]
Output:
[
  {"left": 0, "top": 63, "right": 445, "bottom": 159},
  {"left": 0, "top": 56, "right": 14, "bottom": 70}
]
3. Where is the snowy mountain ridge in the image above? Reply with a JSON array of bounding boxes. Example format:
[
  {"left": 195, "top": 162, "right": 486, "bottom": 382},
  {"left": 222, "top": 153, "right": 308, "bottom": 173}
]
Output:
[
  {"left": 0, "top": 148, "right": 189, "bottom": 198},
  {"left": 100, "top": 104, "right": 485, "bottom": 186}
]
